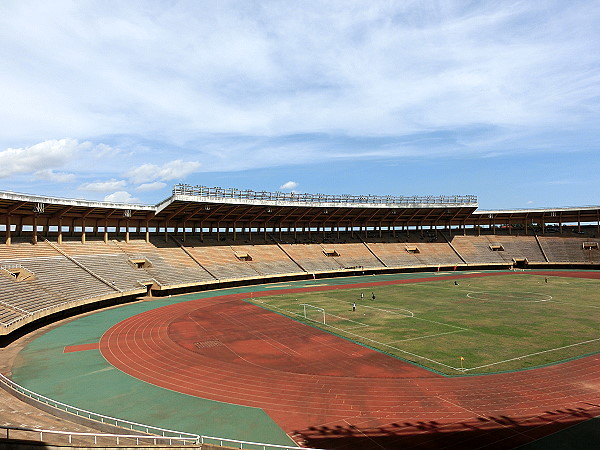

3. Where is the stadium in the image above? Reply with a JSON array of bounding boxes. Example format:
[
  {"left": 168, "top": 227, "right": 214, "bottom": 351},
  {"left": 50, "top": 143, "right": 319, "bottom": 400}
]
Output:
[{"left": 1, "top": 184, "right": 599, "bottom": 450}]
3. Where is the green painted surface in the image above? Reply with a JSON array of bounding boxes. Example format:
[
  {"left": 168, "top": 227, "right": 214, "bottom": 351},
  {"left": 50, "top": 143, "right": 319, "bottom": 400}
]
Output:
[{"left": 12, "top": 295, "right": 294, "bottom": 447}]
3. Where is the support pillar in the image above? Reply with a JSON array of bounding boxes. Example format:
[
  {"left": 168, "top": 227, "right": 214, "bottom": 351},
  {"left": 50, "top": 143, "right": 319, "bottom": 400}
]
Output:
[
  {"left": 5, "top": 215, "right": 11, "bottom": 246},
  {"left": 81, "top": 219, "right": 86, "bottom": 244},
  {"left": 57, "top": 217, "right": 63, "bottom": 244},
  {"left": 32, "top": 215, "right": 38, "bottom": 245}
]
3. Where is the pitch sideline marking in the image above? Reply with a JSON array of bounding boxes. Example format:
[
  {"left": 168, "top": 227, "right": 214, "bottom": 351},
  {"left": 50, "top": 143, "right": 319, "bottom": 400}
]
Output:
[
  {"left": 462, "top": 337, "right": 600, "bottom": 372},
  {"left": 386, "top": 329, "right": 466, "bottom": 344},
  {"left": 546, "top": 300, "right": 600, "bottom": 309}
]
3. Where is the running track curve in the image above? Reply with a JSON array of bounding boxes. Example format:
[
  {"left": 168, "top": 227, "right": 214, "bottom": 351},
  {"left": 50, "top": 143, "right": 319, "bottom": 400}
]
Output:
[{"left": 100, "top": 272, "right": 600, "bottom": 449}]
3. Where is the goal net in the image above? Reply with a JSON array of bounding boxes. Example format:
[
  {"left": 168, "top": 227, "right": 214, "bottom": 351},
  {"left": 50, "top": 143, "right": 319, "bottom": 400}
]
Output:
[{"left": 301, "top": 303, "right": 326, "bottom": 324}]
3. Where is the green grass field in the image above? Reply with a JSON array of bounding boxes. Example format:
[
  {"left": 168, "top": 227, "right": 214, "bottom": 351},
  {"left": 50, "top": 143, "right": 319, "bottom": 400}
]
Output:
[{"left": 249, "top": 274, "right": 600, "bottom": 375}]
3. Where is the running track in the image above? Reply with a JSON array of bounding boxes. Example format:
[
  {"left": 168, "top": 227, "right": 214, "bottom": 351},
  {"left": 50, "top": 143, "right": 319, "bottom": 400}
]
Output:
[{"left": 100, "top": 272, "right": 600, "bottom": 449}]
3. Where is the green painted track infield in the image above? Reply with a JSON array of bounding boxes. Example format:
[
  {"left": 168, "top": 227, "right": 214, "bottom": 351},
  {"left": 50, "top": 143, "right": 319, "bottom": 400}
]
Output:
[
  {"left": 11, "top": 292, "right": 295, "bottom": 447},
  {"left": 10, "top": 270, "right": 600, "bottom": 447},
  {"left": 249, "top": 272, "right": 600, "bottom": 376}
]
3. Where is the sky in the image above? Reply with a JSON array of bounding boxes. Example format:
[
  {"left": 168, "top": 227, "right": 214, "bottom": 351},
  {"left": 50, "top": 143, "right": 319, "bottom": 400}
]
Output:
[{"left": 0, "top": 1, "right": 599, "bottom": 210}]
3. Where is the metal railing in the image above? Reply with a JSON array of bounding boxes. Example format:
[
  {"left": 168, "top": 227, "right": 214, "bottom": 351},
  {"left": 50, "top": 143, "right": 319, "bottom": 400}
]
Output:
[
  {"left": 0, "top": 373, "right": 322, "bottom": 449},
  {"left": 0, "top": 425, "right": 198, "bottom": 446},
  {"left": 174, "top": 184, "right": 477, "bottom": 206}
]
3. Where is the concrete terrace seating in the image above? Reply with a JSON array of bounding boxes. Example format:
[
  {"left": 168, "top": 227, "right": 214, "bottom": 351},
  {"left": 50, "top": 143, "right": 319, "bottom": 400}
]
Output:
[
  {"left": 0, "top": 271, "right": 61, "bottom": 318},
  {"left": 278, "top": 242, "right": 344, "bottom": 273},
  {"left": 0, "top": 239, "right": 60, "bottom": 259},
  {"left": 15, "top": 257, "right": 116, "bottom": 303},
  {"left": 228, "top": 242, "right": 303, "bottom": 276},
  {"left": 448, "top": 236, "right": 508, "bottom": 265},
  {"left": 56, "top": 238, "right": 124, "bottom": 255},
  {"left": 329, "top": 242, "right": 385, "bottom": 269},
  {"left": 0, "top": 255, "right": 116, "bottom": 321},
  {"left": 112, "top": 239, "right": 215, "bottom": 286},
  {"left": 477, "top": 235, "right": 546, "bottom": 263},
  {"left": 365, "top": 234, "right": 461, "bottom": 267},
  {"left": 0, "top": 303, "right": 25, "bottom": 325},
  {"left": 180, "top": 238, "right": 261, "bottom": 280},
  {"left": 71, "top": 254, "right": 150, "bottom": 292},
  {"left": 538, "top": 237, "right": 600, "bottom": 263},
  {"left": 55, "top": 239, "right": 155, "bottom": 292}
]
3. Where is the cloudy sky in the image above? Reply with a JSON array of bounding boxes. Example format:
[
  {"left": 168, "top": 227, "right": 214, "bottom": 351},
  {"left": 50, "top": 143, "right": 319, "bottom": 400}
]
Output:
[{"left": 0, "top": 1, "right": 598, "bottom": 209}]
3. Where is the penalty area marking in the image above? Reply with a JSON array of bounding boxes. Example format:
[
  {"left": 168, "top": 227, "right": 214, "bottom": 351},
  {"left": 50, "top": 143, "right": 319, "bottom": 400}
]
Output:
[
  {"left": 250, "top": 297, "right": 460, "bottom": 371},
  {"left": 466, "top": 291, "right": 552, "bottom": 303}
]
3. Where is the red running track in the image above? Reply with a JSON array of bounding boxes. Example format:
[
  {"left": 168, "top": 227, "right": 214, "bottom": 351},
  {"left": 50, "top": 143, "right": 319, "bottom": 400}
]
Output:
[{"left": 100, "top": 273, "right": 600, "bottom": 449}]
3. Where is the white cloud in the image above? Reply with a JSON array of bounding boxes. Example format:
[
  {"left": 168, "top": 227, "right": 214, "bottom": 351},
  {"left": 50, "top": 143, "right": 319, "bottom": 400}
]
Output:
[
  {"left": 103, "top": 191, "right": 140, "bottom": 203},
  {"left": 79, "top": 179, "right": 127, "bottom": 192},
  {"left": 135, "top": 181, "right": 167, "bottom": 192},
  {"left": 279, "top": 181, "right": 298, "bottom": 190},
  {"left": 126, "top": 160, "right": 201, "bottom": 184},
  {"left": 0, "top": 139, "right": 83, "bottom": 178},
  {"left": 0, "top": 2, "right": 597, "bottom": 145},
  {"left": 92, "top": 143, "right": 124, "bottom": 158},
  {"left": 34, "top": 169, "right": 76, "bottom": 183}
]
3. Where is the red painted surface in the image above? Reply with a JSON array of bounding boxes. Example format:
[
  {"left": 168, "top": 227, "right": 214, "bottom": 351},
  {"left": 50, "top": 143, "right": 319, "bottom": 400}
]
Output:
[
  {"left": 99, "top": 272, "right": 600, "bottom": 449},
  {"left": 63, "top": 342, "right": 100, "bottom": 353}
]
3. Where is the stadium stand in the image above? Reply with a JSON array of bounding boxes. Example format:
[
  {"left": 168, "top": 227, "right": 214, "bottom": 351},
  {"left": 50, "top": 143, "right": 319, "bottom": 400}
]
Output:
[
  {"left": 111, "top": 238, "right": 216, "bottom": 287},
  {"left": 277, "top": 241, "right": 344, "bottom": 273},
  {"left": 538, "top": 236, "right": 600, "bottom": 264},
  {"left": 180, "top": 237, "right": 263, "bottom": 280},
  {"left": 447, "top": 235, "right": 508, "bottom": 265},
  {"left": 366, "top": 234, "right": 463, "bottom": 268}
]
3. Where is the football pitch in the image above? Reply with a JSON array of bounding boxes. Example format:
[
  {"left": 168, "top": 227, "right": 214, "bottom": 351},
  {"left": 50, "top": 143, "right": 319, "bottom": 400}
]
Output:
[{"left": 248, "top": 273, "right": 600, "bottom": 375}]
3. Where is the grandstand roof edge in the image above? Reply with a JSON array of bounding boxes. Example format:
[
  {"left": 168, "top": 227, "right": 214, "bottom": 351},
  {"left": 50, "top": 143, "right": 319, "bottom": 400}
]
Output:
[
  {"left": 474, "top": 205, "right": 600, "bottom": 215},
  {"left": 0, "top": 190, "right": 155, "bottom": 211},
  {"left": 170, "top": 194, "right": 478, "bottom": 209}
]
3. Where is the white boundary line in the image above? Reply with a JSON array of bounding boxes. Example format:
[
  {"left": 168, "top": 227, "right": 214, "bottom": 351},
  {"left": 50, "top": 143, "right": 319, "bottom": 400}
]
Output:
[
  {"left": 546, "top": 300, "right": 600, "bottom": 309},
  {"left": 462, "top": 337, "right": 600, "bottom": 372},
  {"left": 250, "top": 297, "right": 461, "bottom": 371},
  {"left": 322, "top": 321, "right": 460, "bottom": 371},
  {"left": 386, "top": 329, "right": 466, "bottom": 344},
  {"left": 466, "top": 290, "right": 552, "bottom": 303}
]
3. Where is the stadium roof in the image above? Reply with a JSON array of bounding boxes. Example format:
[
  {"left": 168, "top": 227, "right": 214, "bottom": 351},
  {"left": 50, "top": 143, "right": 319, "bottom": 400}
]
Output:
[{"left": 0, "top": 186, "right": 598, "bottom": 228}]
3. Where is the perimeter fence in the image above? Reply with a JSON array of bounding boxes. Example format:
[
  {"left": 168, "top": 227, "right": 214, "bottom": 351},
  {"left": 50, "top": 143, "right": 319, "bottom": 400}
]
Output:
[{"left": 0, "top": 373, "right": 323, "bottom": 449}]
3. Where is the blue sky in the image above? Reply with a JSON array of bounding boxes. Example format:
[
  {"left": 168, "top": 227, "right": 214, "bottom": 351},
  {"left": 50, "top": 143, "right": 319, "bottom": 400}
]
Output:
[{"left": 0, "top": 1, "right": 598, "bottom": 209}]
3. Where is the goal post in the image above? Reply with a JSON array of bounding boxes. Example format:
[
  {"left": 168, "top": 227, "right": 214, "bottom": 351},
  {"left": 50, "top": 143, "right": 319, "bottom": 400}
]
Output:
[{"left": 301, "top": 303, "right": 326, "bottom": 324}]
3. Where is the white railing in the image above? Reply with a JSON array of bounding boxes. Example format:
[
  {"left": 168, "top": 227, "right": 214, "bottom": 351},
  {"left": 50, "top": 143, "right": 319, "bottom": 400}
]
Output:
[
  {"left": 0, "top": 373, "right": 322, "bottom": 449},
  {"left": 0, "top": 425, "right": 198, "bottom": 446},
  {"left": 174, "top": 184, "right": 478, "bottom": 207}
]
